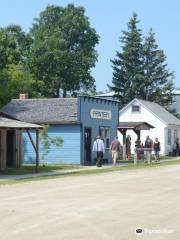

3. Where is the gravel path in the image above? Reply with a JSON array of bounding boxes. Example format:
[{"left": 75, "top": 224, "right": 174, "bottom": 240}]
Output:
[{"left": 0, "top": 164, "right": 180, "bottom": 240}]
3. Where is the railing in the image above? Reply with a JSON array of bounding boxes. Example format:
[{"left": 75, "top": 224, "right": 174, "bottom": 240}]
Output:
[{"left": 134, "top": 148, "right": 153, "bottom": 164}]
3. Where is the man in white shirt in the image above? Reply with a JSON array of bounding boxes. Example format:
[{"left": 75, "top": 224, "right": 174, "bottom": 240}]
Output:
[{"left": 92, "top": 135, "right": 105, "bottom": 167}]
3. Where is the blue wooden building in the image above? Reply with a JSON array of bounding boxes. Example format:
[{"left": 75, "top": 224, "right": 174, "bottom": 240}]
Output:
[{"left": 1, "top": 96, "right": 119, "bottom": 165}]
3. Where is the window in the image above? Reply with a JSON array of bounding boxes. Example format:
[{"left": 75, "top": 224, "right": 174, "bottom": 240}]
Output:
[
  {"left": 174, "top": 129, "right": 178, "bottom": 141},
  {"left": 131, "top": 103, "right": 140, "bottom": 112},
  {"left": 167, "top": 129, "right": 171, "bottom": 145},
  {"left": 99, "top": 127, "right": 110, "bottom": 148}
]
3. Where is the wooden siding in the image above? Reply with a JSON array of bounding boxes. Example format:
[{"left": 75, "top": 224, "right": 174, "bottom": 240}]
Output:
[
  {"left": 22, "top": 125, "right": 81, "bottom": 164},
  {"left": 0, "top": 130, "right": 7, "bottom": 169},
  {"left": 78, "top": 97, "right": 119, "bottom": 164},
  {"left": 15, "top": 130, "right": 22, "bottom": 167}
]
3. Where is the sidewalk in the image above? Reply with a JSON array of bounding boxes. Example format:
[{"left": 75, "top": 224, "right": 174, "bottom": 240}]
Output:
[
  {"left": 0, "top": 157, "right": 179, "bottom": 182},
  {"left": 0, "top": 163, "right": 128, "bottom": 182}
]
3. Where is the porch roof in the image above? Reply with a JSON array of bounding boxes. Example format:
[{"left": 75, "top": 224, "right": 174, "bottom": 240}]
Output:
[
  {"left": 118, "top": 122, "right": 154, "bottom": 131},
  {"left": 0, "top": 117, "right": 43, "bottom": 130}
]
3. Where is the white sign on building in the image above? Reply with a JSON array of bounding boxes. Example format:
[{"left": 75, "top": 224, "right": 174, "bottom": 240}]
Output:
[{"left": 90, "top": 109, "right": 112, "bottom": 120}]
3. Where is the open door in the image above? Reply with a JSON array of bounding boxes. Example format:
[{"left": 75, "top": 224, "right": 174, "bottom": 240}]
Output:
[
  {"left": 6, "top": 130, "right": 15, "bottom": 168},
  {"left": 84, "top": 128, "right": 92, "bottom": 165}
]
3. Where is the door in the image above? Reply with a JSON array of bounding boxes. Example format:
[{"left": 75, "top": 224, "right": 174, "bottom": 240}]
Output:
[
  {"left": 84, "top": 128, "right": 92, "bottom": 165},
  {"left": 6, "top": 130, "right": 15, "bottom": 168}
]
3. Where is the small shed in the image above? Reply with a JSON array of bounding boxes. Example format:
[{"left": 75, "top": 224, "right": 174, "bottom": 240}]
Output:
[{"left": 0, "top": 117, "right": 42, "bottom": 170}]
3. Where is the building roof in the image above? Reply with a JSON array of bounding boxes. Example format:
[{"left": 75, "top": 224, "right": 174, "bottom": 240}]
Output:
[
  {"left": 96, "top": 92, "right": 115, "bottom": 97},
  {"left": 0, "top": 117, "right": 42, "bottom": 129},
  {"left": 171, "top": 94, "right": 180, "bottom": 115},
  {"left": 118, "top": 121, "right": 154, "bottom": 130},
  {"left": 173, "top": 89, "right": 180, "bottom": 95},
  {"left": 1, "top": 98, "right": 78, "bottom": 124},
  {"left": 120, "top": 98, "right": 180, "bottom": 126},
  {"left": 97, "top": 90, "right": 180, "bottom": 97}
]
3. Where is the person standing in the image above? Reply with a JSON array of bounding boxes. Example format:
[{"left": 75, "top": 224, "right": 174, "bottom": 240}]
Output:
[
  {"left": 153, "top": 138, "right": 160, "bottom": 162},
  {"left": 144, "top": 136, "right": 153, "bottom": 163},
  {"left": 92, "top": 136, "right": 105, "bottom": 167},
  {"left": 144, "top": 136, "right": 153, "bottom": 149},
  {"left": 126, "top": 135, "right": 131, "bottom": 160},
  {"left": 175, "top": 138, "right": 180, "bottom": 156},
  {"left": 110, "top": 136, "right": 121, "bottom": 166}
]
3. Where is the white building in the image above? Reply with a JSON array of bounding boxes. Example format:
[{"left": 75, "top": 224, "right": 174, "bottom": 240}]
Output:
[
  {"left": 171, "top": 89, "right": 180, "bottom": 116},
  {"left": 118, "top": 99, "right": 180, "bottom": 155},
  {"left": 96, "top": 90, "right": 180, "bottom": 116}
]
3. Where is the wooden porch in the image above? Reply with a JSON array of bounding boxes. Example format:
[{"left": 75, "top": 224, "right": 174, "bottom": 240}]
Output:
[{"left": 0, "top": 117, "right": 43, "bottom": 172}]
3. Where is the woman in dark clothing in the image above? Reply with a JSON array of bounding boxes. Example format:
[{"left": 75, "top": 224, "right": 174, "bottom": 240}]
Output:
[
  {"left": 126, "top": 135, "right": 131, "bottom": 160},
  {"left": 153, "top": 138, "right": 160, "bottom": 162},
  {"left": 176, "top": 138, "right": 180, "bottom": 156}
]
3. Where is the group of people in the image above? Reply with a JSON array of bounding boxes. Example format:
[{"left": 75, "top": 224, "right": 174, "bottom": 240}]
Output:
[
  {"left": 92, "top": 135, "right": 121, "bottom": 167},
  {"left": 93, "top": 134, "right": 162, "bottom": 167},
  {"left": 137, "top": 136, "right": 161, "bottom": 162},
  {"left": 126, "top": 135, "right": 161, "bottom": 162}
]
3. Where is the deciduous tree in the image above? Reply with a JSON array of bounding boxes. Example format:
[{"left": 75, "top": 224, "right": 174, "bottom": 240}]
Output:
[{"left": 29, "top": 4, "right": 99, "bottom": 97}]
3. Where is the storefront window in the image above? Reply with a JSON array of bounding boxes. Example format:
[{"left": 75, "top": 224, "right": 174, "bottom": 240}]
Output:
[{"left": 99, "top": 127, "right": 110, "bottom": 148}]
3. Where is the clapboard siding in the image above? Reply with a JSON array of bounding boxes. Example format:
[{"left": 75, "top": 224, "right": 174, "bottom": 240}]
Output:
[
  {"left": 78, "top": 97, "right": 119, "bottom": 164},
  {"left": 22, "top": 125, "right": 81, "bottom": 164}
]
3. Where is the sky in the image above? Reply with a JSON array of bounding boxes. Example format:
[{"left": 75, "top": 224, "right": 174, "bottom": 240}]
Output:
[{"left": 0, "top": 0, "right": 179, "bottom": 91}]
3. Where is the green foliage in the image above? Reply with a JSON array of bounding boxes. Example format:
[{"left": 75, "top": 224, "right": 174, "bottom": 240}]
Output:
[
  {"left": 40, "top": 125, "right": 64, "bottom": 159},
  {"left": 0, "top": 25, "right": 35, "bottom": 107},
  {"left": 109, "top": 13, "right": 174, "bottom": 108},
  {"left": 109, "top": 13, "right": 145, "bottom": 108},
  {"left": 0, "top": 64, "right": 38, "bottom": 107},
  {"left": 143, "top": 29, "right": 174, "bottom": 107},
  {"left": 28, "top": 4, "right": 99, "bottom": 97},
  {"left": 0, "top": 25, "right": 32, "bottom": 69}
]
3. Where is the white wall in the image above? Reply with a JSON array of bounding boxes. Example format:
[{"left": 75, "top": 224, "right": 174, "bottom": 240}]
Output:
[
  {"left": 118, "top": 103, "right": 167, "bottom": 154},
  {"left": 164, "top": 126, "right": 180, "bottom": 155}
]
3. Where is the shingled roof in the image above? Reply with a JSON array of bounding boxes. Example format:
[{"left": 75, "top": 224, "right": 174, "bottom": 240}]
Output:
[
  {"left": 120, "top": 98, "right": 180, "bottom": 126},
  {"left": 1, "top": 98, "right": 78, "bottom": 124},
  {"left": 0, "top": 117, "right": 42, "bottom": 129},
  {"left": 137, "top": 99, "right": 180, "bottom": 126}
]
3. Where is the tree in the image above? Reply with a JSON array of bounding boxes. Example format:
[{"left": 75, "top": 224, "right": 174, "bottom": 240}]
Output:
[
  {"left": 28, "top": 4, "right": 99, "bottom": 97},
  {"left": 109, "top": 13, "right": 174, "bottom": 108},
  {"left": 0, "top": 25, "right": 34, "bottom": 107},
  {"left": 40, "top": 125, "right": 64, "bottom": 161},
  {"left": 109, "top": 13, "right": 145, "bottom": 108},
  {"left": 143, "top": 29, "right": 174, "bottom": 106},
  {"left": 0, "top": 25, "right": 32, "bottom": 70},
  {"left": 0, "top": 64, "right": 37, "bottom": 107}
]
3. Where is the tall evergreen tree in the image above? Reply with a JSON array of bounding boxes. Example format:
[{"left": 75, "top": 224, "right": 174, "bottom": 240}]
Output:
[
  {"left": 109, "top": 13, "right": 174, "bottom": 109},
  {"left": 143, "top": 29, "right": 174, "bottom": 107},
  {"left": 109, "top": 13, "right": 145, "bottom": 108}
]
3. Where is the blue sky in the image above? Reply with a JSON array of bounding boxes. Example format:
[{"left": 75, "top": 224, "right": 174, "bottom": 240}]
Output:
[{"left": 0, "top": 0, "right": 179, "bottom": 91}]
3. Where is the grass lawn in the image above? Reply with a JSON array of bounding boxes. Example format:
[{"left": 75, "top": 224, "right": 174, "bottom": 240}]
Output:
[
  {"left": 0, "top": 164, "right": 81, "bottom": 175},
  {"left": 0, "top": 159, "right": 180, "bottom": 186}
]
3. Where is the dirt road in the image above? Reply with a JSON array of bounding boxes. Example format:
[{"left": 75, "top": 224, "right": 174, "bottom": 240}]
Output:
[{"left": 0, "top": 165, "right": 180, "bottom": 240}]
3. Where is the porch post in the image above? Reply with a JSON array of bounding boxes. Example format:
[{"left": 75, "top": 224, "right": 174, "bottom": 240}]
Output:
[
  {"left": 36, "top": 129, "right": 39, "bottom": 173},
  {"left": 122, "top": 130, "right": 127, "bottom": 160},
  {"left": 133, "top": 129, "right": 141, "bottom": 141},
  {"left": 118, "top": 128, "right": 127, "bottom": 160},
  {"left": 0, "top": 130, "right": 7, "bottom": 170}
]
